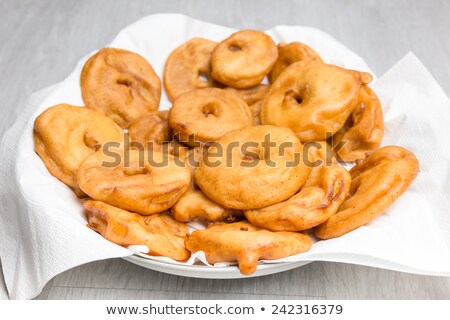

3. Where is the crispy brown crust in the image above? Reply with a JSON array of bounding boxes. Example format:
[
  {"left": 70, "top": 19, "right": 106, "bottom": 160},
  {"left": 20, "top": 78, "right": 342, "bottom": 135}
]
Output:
[
  {"left": 33, "top": 104, "right": 122, "bottom": 196},
  {"left": 314, "top": 146, "right": 419, "bottom": 239},
  {"left": 261, "top": 61, "right": 366, "bottom": 142},
  {"left": 330, "top": 86, "right": 384, "bottom": 162},
  {"left": 185, "top": 221, "right": 311, "bottom": 275},
  {"left": 210, "top": 30, "right": 278, "bottom": 88},
  {"left": 81, "top": 48, "right": 161, "bottom": 128},
  {"left": 85, "top": 200, "right": 190, "bottom": 261},
  {"left": 77, "top": 148, "right": 191, "bottom": 215},
  {"left": 164, "top": 38, "right": 219, "bottom": 101}
]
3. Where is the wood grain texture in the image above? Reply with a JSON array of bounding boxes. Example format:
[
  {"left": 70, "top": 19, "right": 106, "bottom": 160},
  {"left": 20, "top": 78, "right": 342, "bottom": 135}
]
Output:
[{"left": 1, "top": 0, "right": 450, "bottom": 300}]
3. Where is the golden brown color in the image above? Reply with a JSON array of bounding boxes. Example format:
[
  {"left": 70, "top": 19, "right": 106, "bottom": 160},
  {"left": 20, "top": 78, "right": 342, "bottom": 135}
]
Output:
[
  {"left": 172, "top": 147, "right": 243, "bottom": 222},
  {"left": 249, "top": 100, "right": 263, "bottom": 125},
  {"left": 172, "top": 188, "right": 243, "bottom": 223},
  {"left": 245, "top": 141, "right": 351, "bottom": 231},
  {"left": 330, "top": 86, "right": 384, "bottom": 162},
  {"left": 33, "top": 104, "right": 122, "bottom": 196},
  {"left": 77, "top": 148, "right": 191, "bottom": 215},
  {"left": 315, "top": 146, "right": 419, "bottom": 239},
  {"left": 224, "top": 84, "right": 270, "bottom": 105},
  {"left": 164, "top": 38, "right": 219, "bottom": 101},
  {"left": 194, "top": 125, "right": 310, "bottom": 209},
  {"left": 261, "top": 61, "right": 366, "bottom": 142},
  {"left": 84, "top": 200, "right": 190, "bottom": 261},
  {"left": 81, "top": 48, "right": 161, "bottom": 128},
  {"left": 185, "top": 221, "right": 312, "bottom": 275},
  {"left": 210, "top": 30, "right": 278, "bottom": 88},
  {"left": 128, "top": 111, "right": 188, "bottom": 157},
  {"left": 269, "top": 42, "right": 323, "bottom": 82},
  {"left": 169, "top": 88, "right": 252, "bottom": 146}
]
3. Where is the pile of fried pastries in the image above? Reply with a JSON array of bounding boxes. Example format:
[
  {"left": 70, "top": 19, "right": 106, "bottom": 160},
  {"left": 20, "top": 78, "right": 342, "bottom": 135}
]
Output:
[{"left": 33, "top": 30, "right": 419, "bottom": 275}]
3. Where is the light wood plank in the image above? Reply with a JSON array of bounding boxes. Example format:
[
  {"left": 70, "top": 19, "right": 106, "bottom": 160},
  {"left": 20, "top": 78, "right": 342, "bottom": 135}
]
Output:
[
  {"left": 50, "top": 259, "right": 325, "bottom": 298},
  {"left": 47, "top": 286, "right": 319, "bottom": 300}
]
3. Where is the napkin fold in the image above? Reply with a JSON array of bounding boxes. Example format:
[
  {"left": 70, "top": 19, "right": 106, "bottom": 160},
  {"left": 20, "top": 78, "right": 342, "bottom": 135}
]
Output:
[{"left": 1, "top": 14, "right": 450, "bottom": 300}]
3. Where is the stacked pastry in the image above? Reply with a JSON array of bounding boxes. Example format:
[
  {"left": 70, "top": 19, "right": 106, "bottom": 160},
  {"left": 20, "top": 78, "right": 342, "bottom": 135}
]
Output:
[{"left": 33, "top": 30, "right": 419, "bottom": 275}]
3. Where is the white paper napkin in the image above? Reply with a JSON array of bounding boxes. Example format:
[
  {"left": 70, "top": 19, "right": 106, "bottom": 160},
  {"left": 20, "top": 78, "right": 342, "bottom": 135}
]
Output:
[{"left": 1, "top": 14, "right": 450, "bottom": 300}]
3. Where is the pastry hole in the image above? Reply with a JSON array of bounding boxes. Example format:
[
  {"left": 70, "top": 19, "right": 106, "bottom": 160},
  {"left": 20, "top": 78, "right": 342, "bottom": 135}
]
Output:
[
  {"left": 202, "top": 103, "right": 220, "bottom": 117},
  {"left": 229, "top": 44, "right": 242, "bottom": 52},
  {"left": 242, "top": 147, "right": 264, "bottom": 162},
  {"left": 117, "top": 79, "right": 132, "bottom": 87},
  {"left": 83, "top": 133, "right": 100, "bottom": 150},
  {"left": 285, "top": 89, "right": 303, "bottom": 105},
  {"left": 198, "top": 72, "right": 209, "bottom": 82},
  {"left": 123, "top": 167, "right": 149, "bottom": 176}
]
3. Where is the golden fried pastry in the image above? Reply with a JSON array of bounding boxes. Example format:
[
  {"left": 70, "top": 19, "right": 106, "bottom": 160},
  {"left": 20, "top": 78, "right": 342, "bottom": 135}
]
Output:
[
  {"left": 128, "top": 111, "right": 188, "bottom": 157},
  {"left": 224, "top": 84, "right": 270, "bottom": 105},
  {"left": 315, "top": 146, "right": 419, "bottom": 239},
  {"left": 77, "top": 148, "right": 191, "bottom": 215},
  {"left": 261, "top": 61, "right": 366, "bottom": 142},
  {"left": 244, "top": 141, "right": 351, "bottom": 231},
  {"left": 33, "top": 104, "right": 122, "bottom": 196},
  {"left": 164, "top": 38, "right": 219, "bottom": 101},
  {"left": 330, "top": 86, "right": 384, "bottom": 162},
  {"left": 172, "top": 188, "right": 243, "bottom": 223},
  {"left": 172, "top": 147, "right": 242, "bottom": 222},
  {"left": 269, "top": 42, "right": 323, "bottom": 83},
  {"left": 249, "top": 100, "right": 263, "bottom": 125},
  {"left": 185, "top": 221, "right": 312, "bottom": 275},
  {"left": 210, "top": 30, "right": 278, "bottom": 88},
  {"left": 194, "top": 125, "right": 310, "bottom": 209},
  {"left": 168, "top": 88, "right": 252, "bottom": 146},
  {"left": 84, "top": 200, "right": 190, "bottom": 261},
  {"left": 81, "top": 48, "right": 161, "bottom": 128}
]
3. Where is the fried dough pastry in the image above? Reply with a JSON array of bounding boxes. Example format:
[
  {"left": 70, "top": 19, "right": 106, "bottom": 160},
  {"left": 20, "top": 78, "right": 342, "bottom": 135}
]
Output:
[
  {"left": 172, "top": 147, "right": 243, "bottom": 223},
  {"left": 81, "top": 48, "right": 161, "bottom": 128},
  {"left": 211, "top": 30, "right": 278, "bottom": 88},
  {"left": 172, "top": 188, "right": 243, "bottom": 223},
  {"left": 260, "top": 61, "right": 367, "bottom": 142},
  {"left": 315, "top": 146, "right": 419, "bottom": 239},
  {"left": 33, "top": 104, "right": 122, "bottom": 196},
  {"left": 249, "top": 100, "right": 263, "bottom": 125},
  {"left": 168, "top": 88, "right": 252, "bottom": 146},
  {"left": 77, "top": 148, "right": 191, "bottom": 215},
  {"left": 164, "top": 38, "right": 219, "bottom": 101},
  {"left": 128, "top": 110, "right": 188, "bottom": 157},
  {"left": 330, "top": 86, "right": 384, "bottom": 162},
  {"left": 84, "top": 200, "right": 190, "bottom": 261},
  {"left": 185, "top": 221, "right": 312, "bottom": 275},
  {"left": 224, "top": 84, "right": 270, "bottom": 105},
  {"left": 269, "top": 42, "right": 323, "bottom": 83},
  {"left": 194, "top": 125, "right": 310, "bottom": 209},
  {"left": 244, "top": 141, "right": 351, "bottom": 231}
]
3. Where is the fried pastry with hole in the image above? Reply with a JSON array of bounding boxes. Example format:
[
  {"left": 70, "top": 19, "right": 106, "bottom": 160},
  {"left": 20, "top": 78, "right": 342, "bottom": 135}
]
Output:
[
  {"left": 78, "top": 148, "right": 191, "bottom": 215},
  {"left": 261, "top": 61, "right": 368, "bottom": 142},
  {"left": 81, "top": 47, "right": 161, "bottom": 128},
  {"left": 33, "top": 104, "right": 122, "bottom": 196},
  {"left": 245, "top": 141, "right": 351, "bottom": 231},
  {"left": 194, "top": 125, "right": 310, "bottom": 209},
  {"left": 164, "top": 38, "right": 219, "bottom": 101},
  {"left": 169, "top": 88, "right": 252, "bottom": 146},
  {"left": 210, "top": 30, "right": 278, "bottom": 88}
]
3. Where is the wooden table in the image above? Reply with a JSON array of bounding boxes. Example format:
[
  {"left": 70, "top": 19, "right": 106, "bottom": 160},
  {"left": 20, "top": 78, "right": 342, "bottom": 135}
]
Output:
[{"left": 1, "top": 0, "right": 449, "bottom": 299}]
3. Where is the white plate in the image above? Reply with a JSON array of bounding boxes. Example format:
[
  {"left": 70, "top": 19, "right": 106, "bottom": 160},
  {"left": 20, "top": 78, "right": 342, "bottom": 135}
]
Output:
[{"left": 124, "top": 255, "right": 312, "bottom": 279}]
